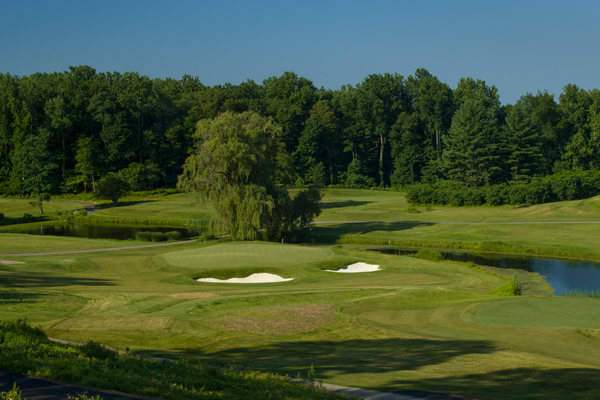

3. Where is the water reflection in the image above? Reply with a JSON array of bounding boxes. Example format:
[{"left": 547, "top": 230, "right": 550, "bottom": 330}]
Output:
[{"left": 371, "top": 248, "right": 600, "bottom": 294}]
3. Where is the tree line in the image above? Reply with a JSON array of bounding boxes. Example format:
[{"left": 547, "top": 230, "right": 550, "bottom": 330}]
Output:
[{"left": 1, "top": 65, "right": 600, "bottom": 197}]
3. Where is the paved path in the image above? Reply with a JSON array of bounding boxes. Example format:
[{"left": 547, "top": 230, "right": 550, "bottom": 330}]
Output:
[{"left": 0, "top": 239, "right": 197, "bottom": 257}]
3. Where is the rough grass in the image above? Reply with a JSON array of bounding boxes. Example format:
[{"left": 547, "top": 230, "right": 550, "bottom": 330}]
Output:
[
  {"left": 0, "top": 198, "right": 82, "bottom": 218},
  {"left": 211, "top": 304, "right": 336, "bottom": 335}
]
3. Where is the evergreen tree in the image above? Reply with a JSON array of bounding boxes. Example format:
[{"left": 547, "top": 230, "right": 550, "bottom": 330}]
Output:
[
  {"left": 442, "top": 101, "right": 501, "bottom": 188},
  {"left": 503, "top": 104, "right": 543, "bottom": 182}
]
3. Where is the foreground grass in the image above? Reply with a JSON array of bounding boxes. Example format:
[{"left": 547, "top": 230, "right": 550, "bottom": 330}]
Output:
[
  {"left": 0, "top": 240, "right": 598, "bottom": 399},
  {"left": 0, "top": 320, "right": 347, "bottom": 400}
]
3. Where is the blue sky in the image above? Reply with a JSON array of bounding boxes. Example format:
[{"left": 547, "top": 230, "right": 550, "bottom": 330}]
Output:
[{"left": 1, "top": 0, "right": 599, "bottom": 104}]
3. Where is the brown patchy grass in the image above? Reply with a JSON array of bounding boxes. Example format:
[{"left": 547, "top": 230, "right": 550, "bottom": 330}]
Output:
[
  {"left": 168, "top": 292, "right": 217, "bottom": 299},
  {"left": 210, "top": 304, "right": 336, "bottom": 335}
]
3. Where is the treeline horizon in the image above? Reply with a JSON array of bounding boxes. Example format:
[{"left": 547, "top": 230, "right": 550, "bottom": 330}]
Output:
[{"left": 1, "top": 65, "right": 599, "bottom": 196}]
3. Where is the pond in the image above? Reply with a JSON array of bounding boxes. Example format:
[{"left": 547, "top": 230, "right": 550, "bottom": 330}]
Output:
[
  {"left": 2, "top": 223, "right": 195, "bottom": 241},
  {"left": 371, "top": 247, "right": 600, "bottom": 294}
]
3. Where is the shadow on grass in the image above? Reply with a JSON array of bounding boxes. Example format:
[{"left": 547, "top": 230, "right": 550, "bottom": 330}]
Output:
[
  {"left": 0, "top": 291, "right": 47, "bottom": 304},
  {"left": 321, "top": 200, "right": 371, "bottom": 210},
  {"left": 162, "top": 337, "right": 497, "bottom": 377},
  {"left": 0, "top": 273, "right": 116, "bottom": 288},
  {"left": 314, "top": 222, "right": 429, "bottom": 241},
  {"left": 401, "top": 367, "right": 600, "bottom": 400},
  {"left": 95, "top": 200, "right": 156, "bottom": 210}
]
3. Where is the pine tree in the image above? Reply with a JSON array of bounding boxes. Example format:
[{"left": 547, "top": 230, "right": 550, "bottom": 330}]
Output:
[
  {"left": 502, "top": 104, "right": 543, "bottom": 182},
  {"left": 442, "top": 100, "right": 501, "bottom": 188}
]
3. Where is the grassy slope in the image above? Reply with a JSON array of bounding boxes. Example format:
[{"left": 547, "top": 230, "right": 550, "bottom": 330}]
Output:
[
  {"left": 92, "top": 193, "right": 213, "bottom": 219},
  {"left": 317, "top": 189, "right": 600, "bottom": 223},
  {"left": 0, "top": 239, "right": 599, "bottom": 399},
  {"left": 0, "top": 233, "right": 175, "bottom": 254},
  {"left": 0, "top": 198, "right": 82, "bottom": 218}
]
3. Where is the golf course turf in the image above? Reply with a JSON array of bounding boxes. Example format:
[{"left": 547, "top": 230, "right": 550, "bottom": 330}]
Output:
[{"left": 1, "top": 190, "right": 600, "bottom": 399}]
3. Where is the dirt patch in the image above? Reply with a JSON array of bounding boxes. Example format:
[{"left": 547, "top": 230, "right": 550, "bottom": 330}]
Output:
[
  {"left": 210, "top": 304, "right": 336, "bottom": 335},
  {"left": 169, "top": 292, "right": 217, "bottom": 299}
]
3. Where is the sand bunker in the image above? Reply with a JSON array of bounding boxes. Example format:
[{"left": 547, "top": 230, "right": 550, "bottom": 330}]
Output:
[
  {"left": 196, "top": 273, "right": 293, "bottom": 283},
  {"left": 0, "top": 259, "right": 24, "bottom": 265},
  {"left": 325, "top": 262, "right": 380, "bottom": 273}
]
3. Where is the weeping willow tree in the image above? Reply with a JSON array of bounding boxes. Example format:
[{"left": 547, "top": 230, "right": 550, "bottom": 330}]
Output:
[{"left": 178, "top": 111, "right": 320, "bottom": 241}]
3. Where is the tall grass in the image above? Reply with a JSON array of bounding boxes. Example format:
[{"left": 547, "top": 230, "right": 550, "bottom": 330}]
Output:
[
  {"left": 561, "top": 289, "right": 600, "bottom": 298},
  {"left": 0, "top": 319, "right": 348, "bottom": 400},
  {"left": 415, "top": 248, "right": 444, "bottom": 261}
]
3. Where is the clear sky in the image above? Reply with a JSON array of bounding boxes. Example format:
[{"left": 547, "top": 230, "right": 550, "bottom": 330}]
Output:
[{"left": 1, "top": 0, "right": 598, "bottom": 104}]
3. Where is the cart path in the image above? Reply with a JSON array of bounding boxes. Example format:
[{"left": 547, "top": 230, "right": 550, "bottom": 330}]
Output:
[{"left": 0, "top": 239, "right": 197, "bottom": 257}]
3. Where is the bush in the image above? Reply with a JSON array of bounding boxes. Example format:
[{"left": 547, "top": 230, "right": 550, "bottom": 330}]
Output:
[
  {"left": 415, "top": 248, "right": 444, "bottom": 261},
  {"left": 22, "top": 213, "right": 35, "bottom": 223},
  {"left": 509, "top": 273, "right": 522, "bottom": 295},
  {"left": 165, "top": 231, "right": 181, "bottom": 241},
  {"left": 135, "top": 232, "right": 152, "bottom": 241},
  {"left": 403, "top": 206, "right": 420, "bottom": 214},
  {"left": 150, "top": 232, "right": 168, "bottom": 242},
  {"left": 0, "top": 383, "right": 23, "bottom": 400},
  {"left": 0, "top": 318, "right": 46, "bottom": 338},
  {"left": 80, "top": 340, "right": 117, "bottom": 360},
  {"left": 77, "top": 210, "right": 88, "bottom": 216},
  {"left": 0, "top": 212, "right": 4, "bottom": 220}
]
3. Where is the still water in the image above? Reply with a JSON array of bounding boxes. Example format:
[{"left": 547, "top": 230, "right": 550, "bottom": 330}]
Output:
[
  {"left": 371, "top": 247, "right": 600, "bottom": 294},
  {"left": 4, "top": 223, "right": 193, "bottom": 241}
]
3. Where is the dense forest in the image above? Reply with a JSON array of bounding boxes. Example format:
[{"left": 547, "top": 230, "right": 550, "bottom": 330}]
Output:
[{"left": 1, "top": 65, "right": 599, "bottom": 197}]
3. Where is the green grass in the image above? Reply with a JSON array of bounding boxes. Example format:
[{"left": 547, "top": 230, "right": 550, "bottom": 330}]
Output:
[
  {"left": 0, "top": 233, "right": 164, "bottom": 254},
  {"left": 317, "top": 189, "right": 600, "bottom": 223},
  {"left": 0, "top": 198, "right": 82, "bottom": 218},
  {"left": 0, "top": 239, "right": 598, "bottom": 399},
  {"left": 0, "top": 320, "right": 348, "bottom": 400},
  {"left": 92, "top": 193, "right": 213, "bottom": 219}
]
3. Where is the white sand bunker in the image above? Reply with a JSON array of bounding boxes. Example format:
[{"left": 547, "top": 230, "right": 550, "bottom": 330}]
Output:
[
  {"left": 325, "top": 262, "right": 380, "bottom": 273},
  {"left": 196, "top": 273, "right": 293, "bottom": 283}
]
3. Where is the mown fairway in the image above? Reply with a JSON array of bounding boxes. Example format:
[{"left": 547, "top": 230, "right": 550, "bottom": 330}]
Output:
[
  {"left": 0, "top": 238, "right": 599, "bottom": 399},
  {"left": 0, "top": 198, "right": 82, "bottom": 218},
  {"left": 92, "top": 193, "right": 213, "bottom": 219}
]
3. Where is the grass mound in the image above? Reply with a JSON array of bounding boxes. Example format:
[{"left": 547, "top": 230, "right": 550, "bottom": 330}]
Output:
[
  {"left": 0, "top": 319, "right": 348, "bottom": 400},
  {"left": 162, "top": 242, "right": 333, "bottom": 269},
  {"left": 211, "top": 304, "right": 336, "bottom": 335},
  {"left": 474, "top": 297, "right": 600, "bottom": 329}
]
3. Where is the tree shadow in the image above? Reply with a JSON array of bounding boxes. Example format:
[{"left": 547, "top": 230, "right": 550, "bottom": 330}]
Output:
[
  {"left": 402, "top": 367, "right": 600, "bottom": 400},
  {"left": 163, "top": 337, "right": 498, "bottom": 378},
  {"left": 95, "top": 200, "right": 156, "bottom": 210},
  {"left": 321, "top": 200, "right": 371, "bottom": 210},
  {"left": 0, "top": 273, "right": 116, "bottom": 288},
  {"left": 314, "top": 221, "right": 430, "bottom": 242}
]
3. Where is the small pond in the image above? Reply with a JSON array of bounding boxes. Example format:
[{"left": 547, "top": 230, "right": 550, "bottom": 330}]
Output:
[
  {"left": 370, "top": 247, "right": 600, "bottom": 294},
  {"left": 2, "top": 223, "right": 195, "bottom": 241}
]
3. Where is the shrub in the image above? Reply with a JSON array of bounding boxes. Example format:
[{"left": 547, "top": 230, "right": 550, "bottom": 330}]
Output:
[
  {"left": 0, "top": 383, "right": 23, "bottom": 400},
  {"left": 78, "top": 210, "right": 88, "bottom": 216},
  {"left": 0, "top": 318, "right": 46, "bottom": 337},
  {"left": 415, "top": 248, "right": 444, "bottom": 261},
  {"left": 80, "top": 340, "right": 117, "bottom": 361},
  {"left": 403, "top": 206, "right": 420, "bottom": 214},
  {"left": 135, "top": 232, "right": 152, "bottom": 241},
  {"left": 509, "top": 273, "right": 522, "bottom": 296},
  {"left": 22, "top": 213, "right": 35, "bottom": 223},
  {"left": 0, "top": 212, "right": 4, "bottom": 219},
  {"left": 165, "top": 231, "right": 181, "bottom": 241},
  {"left": 150, "top": 232, "right": 167, "bottom": 242}
]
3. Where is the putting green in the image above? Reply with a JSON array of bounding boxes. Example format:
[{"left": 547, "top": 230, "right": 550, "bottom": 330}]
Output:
[
  {"left": 160, "top": 242, "right": 334, "bottom": 269},
  {"left": 474, "top": 297, "right": 600, "bottom": 329}
]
